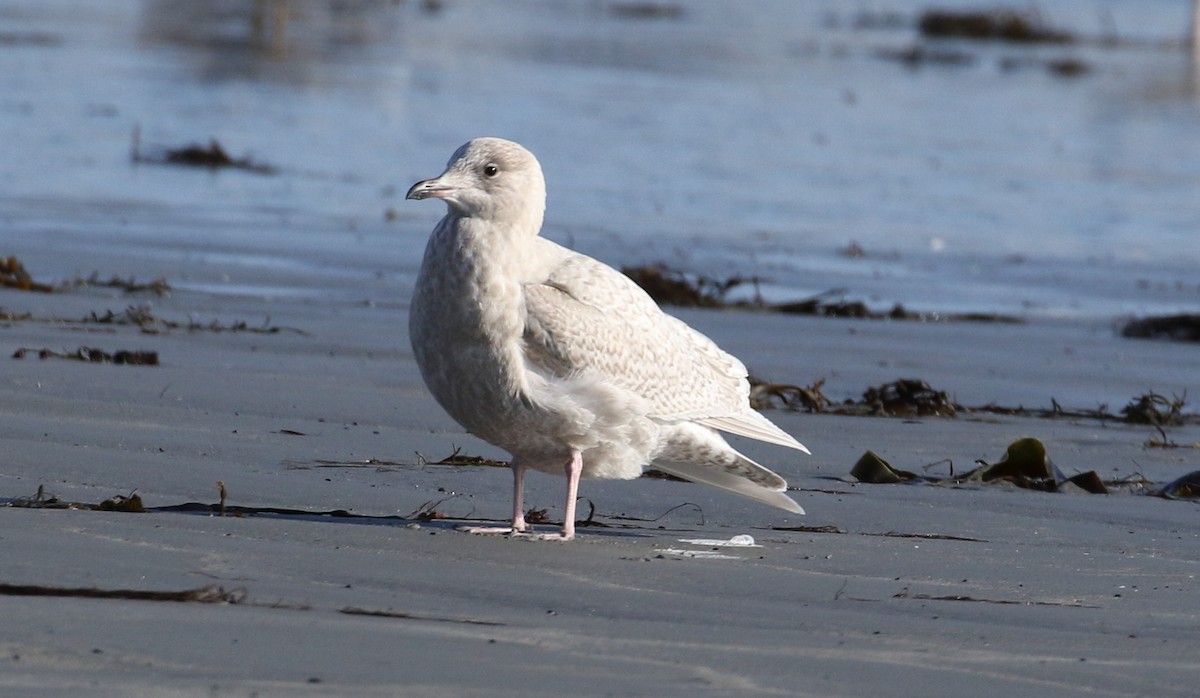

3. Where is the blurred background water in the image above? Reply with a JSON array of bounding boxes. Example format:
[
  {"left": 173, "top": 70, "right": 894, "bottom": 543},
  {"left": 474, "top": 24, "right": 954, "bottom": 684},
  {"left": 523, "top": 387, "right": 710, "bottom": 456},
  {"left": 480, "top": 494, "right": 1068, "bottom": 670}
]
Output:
[{"left": 1, "top": 0, "right": 1197, "bottom": 320}]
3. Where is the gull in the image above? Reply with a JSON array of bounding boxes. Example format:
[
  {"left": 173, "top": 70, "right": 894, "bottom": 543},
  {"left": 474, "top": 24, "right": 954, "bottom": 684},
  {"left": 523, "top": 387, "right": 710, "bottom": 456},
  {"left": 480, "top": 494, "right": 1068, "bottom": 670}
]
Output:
[{"left": 406, "top": 137, "right": 809, "bottom": 540}]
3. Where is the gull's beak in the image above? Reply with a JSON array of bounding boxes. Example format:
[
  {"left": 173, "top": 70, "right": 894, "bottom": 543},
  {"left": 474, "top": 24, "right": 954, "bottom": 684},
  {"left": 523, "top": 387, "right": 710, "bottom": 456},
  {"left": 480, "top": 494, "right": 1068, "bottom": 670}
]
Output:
[{"left": 406, "top": 176, "right": 456, "bottom": 201}]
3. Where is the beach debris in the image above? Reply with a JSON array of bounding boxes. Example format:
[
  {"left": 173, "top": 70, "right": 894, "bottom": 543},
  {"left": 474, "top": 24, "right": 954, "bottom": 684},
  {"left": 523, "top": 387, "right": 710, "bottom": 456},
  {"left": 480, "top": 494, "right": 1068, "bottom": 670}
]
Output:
[
  {"left": 592, "top": 502, "right": 706, "bottom": 527},
  {"left": 753, "top": 375, "right": 1200, "bottom": 428},
  {"left": 0, "top": 579, "right": 507, "bottom": 621},
  {"left": 416, "top": 446, "right": 510, "bottom": 468},
  {"left": 0, "top": 255, "right": 170, "bottom": 295},
  {"left": 749, "top": 376, "right": 831, "bottom": 412},
  {"left": 892, "top": 588, "right": 1096, "bottom": 608},
  {"left": 873, "top": 8, "right": 1090, "bottom": 77},
  {"left": 622, "top": 263, "right": 1023, "bottom": 323},
  {"left": 657, "top": 544, "right": 748, "bottom": 561},
  {"left": 1055, "top": 470, "right": 1110, "bottom": 495},
  {"left": 770, "top": 523, "right": 984, "bottom": 540},
  {"left": 969, "top": 437, "right": 1108, "bottom": 494},
  {"left": 849, "top": 437, "right": 1110, "bottom": 495},
  {"left": 657, "top": 535, "right": 756, "bottom": 559},
  {"left": 62, "top": 273, "right": 172, "bottom": 296},
  {"left": 95, "top": 492, "right": 147, "bottom": 512},
  {"left": 131, "top": 127, "right": 277, "bottom": 174},
  {"left": 969, "top": 436, "right": 1055, "bottom": 483},
  {"left": 10, "top": 484, "right": 53, "bottom": 507},
  {"left": 879, "top": 531, "right": 985, "bottom": 542},
  {"left": 1000, "top": 55, "right": 1091, "bottom": 77},
  {"left": 878, "top": 43, "right": 1092, "bottom": 77},
  {"left": 156, "top": 501, "right": 356, "bottom": 518},
  {"left": 653, "top": 548, "right": 746, "bottom": 560},
  {"left": 1, "top": 304, "right": 306, "bottom": 335},
  {"left": 1046, "top": 57, "right": 1090, "bottom": 77},
  {"left": 772, "top": 524, "right": 845, "bottom": 534},
  {"left": 407, "top": 494, "right": 468, "bottom": 521},
  {"left": 288, "top": 453, "right": 511, "bottom": 472},
  {"left": 1153, "top": 471, "right": 1200, "bottom": 499},
  {"left": 287, "top": 457, "right": 413, "bottom": 472},
  {"left": 9, "top": 486, "right": 148, "bottom": 511},
  {"left": 878, "top": 45, "right": 976, "bottom": 68},
  {"left": 774, "top": 292, "right": 892, "bottom": 319},
  {"left": 1121, "top": 314, "right": 1200, "bottom": 342},
  {"left": 862, "top": 378, "right": 957, "bottom": 417},
  {"left": 677, "top": 534, "right": 759, "bottom": 547},
  {"left": 917, "top": 9, "right": 1074, "bottom": 43},
  {"left": 0, "top": 309, "right": 33, "bottom": 322},
  {"left": 621, "top": 264, "right": 752, "bottom": 308},
  {"left": 12, "top": 346, "right": 159, "bottom": 365},
  {"left": 607, "top": 2, "right": 683, "bottom": 20},
  {"left": 0, "top": 256, "right": 54, "bottom": 292},
  {"left": 338, "top": 606, "right": 504, "bottom": 626},
  {"left": 850, "top": 451, "right": 919, "bottom": 483},
  {"left": 838, "top": 241, "right": 868, "bottom": 258},
  {"left": 1121, "top": 391, "right": 1187, "bottom": 426},
  {"left": 0, "top": 582, "right": 245, "bottom": 604},
  {"left": 753, "top": 377, "right": 960, "bottom": 418},
  {"left": 524, "top": 508, "right": 552, "bottom": 525},
  {"left": 1142, "top": 422, "right": 1200, "bottom": 449}
]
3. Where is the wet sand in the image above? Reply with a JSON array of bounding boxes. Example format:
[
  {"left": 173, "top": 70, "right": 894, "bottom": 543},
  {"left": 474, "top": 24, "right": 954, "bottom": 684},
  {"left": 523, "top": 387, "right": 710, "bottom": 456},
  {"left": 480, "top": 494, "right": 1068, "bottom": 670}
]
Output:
[
  {"left": 3, "top": 1, "right": 1200, "bottom": 695},
  {"left": 1, "top": 269, "right": 1198, "bottom": 697}
]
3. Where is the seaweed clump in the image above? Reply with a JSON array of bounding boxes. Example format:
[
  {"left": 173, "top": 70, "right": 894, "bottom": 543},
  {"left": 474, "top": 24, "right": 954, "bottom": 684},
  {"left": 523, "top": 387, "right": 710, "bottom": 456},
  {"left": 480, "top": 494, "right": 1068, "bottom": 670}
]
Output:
[
  {"left": 851, "top": 437, "right": 1109, "bottom": 494},
  {"left": 0, "top": 255, "right": 170, "bottom": 295},
  {"left": 1121, "top": 314, "right": 1200, "bottom": 343},
  {"left": 0, "top": 256, "right": 54, "bottom": 293},
  {"left": 918, "top": 9, "right": 1074, "bottom": 44},
  {"left": 751, "top": 377, "right": 960, "bottom": 418},
  {"left": 1121, "top": 392, "right": 1187, "bottom": 427},
  {"left": 131, "top": 128, "right": 277, "bottom": 175},
  {"left": 607, "top": 2, "right": 683, "bottom": 20},
  {"left": 621, "top": 265, "right": 750, "bottom": 308},
  {"left": 877, "top": 9, "right": 1088, "bottom": 76},
  {"left": 13, "top": 346, "right": 159, "bottom": 366},
  {"left": 622, "top": 263, "right": 1023, "bottom": 323},
  {"left": 862, "top": 378, "right": 958, "bottom": 417}
]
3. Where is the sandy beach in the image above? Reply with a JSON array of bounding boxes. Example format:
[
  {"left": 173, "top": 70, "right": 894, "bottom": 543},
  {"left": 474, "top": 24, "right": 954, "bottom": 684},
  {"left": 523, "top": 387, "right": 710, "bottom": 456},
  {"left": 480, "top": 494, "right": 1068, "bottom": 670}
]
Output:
[
  {"left": 3, "top": 1, "right": 1199, "bottom": 696},
  {"left": 2, "top": 268, "right": 1198, "bottom": 696}
]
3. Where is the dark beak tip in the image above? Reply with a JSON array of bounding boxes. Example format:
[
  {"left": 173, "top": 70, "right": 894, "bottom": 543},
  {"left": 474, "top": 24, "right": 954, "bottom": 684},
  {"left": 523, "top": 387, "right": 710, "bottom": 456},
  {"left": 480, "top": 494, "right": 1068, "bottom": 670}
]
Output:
[
  {"left": 405, "top": 182, "right": 429, "bottom": 201},
  {"left": 406, "top": 179, "right": 454, "bottom": 202}
]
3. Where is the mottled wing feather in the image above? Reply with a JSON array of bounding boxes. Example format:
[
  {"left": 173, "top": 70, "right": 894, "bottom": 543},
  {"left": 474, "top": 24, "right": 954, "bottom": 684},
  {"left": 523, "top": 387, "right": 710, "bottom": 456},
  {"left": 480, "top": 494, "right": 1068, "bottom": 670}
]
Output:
[{"left": 522, "top": 253, "right": 749, "bottom": 421}]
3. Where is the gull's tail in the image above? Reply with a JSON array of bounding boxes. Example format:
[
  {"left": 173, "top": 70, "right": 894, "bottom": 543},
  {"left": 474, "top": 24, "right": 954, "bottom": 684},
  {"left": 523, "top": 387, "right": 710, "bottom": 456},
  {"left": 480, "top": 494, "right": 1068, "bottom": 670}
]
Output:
[{"left": 651, "top": 422, "right": 805, "bottom": 515}]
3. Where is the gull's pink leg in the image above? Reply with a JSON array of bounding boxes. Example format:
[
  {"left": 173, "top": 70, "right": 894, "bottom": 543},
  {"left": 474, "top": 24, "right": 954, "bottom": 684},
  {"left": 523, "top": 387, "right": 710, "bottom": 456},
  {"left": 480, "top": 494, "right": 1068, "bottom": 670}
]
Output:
[
  {"left": 530, "top": 450, "right": 582, "bottom": 541},
  {"left": 560, "top": 450, "right": 582, "bottom": 539},
  {"left": 510, "top": 460, "right": 528, "bottom": 533},
  {"left": 459, "top": 460, "right": 528, "bottom": 535}
]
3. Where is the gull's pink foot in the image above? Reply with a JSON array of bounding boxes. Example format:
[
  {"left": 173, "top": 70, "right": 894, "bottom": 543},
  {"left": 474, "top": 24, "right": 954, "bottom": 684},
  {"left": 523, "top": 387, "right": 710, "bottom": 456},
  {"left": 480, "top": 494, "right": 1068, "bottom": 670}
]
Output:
[
  {"left": 457, "top": 525, "right": 527, "bottom": 535},
  {"left": 525, "top": 531, "right": 574, "bottom": 542}
]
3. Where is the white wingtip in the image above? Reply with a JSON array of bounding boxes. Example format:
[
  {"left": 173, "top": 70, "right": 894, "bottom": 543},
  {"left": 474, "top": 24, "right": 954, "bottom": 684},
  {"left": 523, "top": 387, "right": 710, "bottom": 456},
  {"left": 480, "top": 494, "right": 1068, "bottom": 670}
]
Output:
[
  {"left": 698, "top": 412, "right": 811, "bottom": 455},
  {"left": 650, "top": 461, "right": 806, "bottom": 515},
  {"left": 772, "top": 491, "right": 806, "bottom": 515}
]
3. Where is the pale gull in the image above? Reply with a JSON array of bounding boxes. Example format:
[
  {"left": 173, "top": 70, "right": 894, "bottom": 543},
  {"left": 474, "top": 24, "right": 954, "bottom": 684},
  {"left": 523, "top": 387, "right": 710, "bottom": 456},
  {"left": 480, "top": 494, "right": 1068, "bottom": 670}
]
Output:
[{"left": 406, "top": 137, "right": 809, "bottom": 540}]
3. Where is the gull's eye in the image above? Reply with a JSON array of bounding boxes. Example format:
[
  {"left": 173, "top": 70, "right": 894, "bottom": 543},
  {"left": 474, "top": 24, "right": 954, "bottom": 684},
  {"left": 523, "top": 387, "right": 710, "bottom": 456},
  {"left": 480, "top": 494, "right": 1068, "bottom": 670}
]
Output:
[{"left": 483, "top": 163, "right": 499, "bottom": 178}]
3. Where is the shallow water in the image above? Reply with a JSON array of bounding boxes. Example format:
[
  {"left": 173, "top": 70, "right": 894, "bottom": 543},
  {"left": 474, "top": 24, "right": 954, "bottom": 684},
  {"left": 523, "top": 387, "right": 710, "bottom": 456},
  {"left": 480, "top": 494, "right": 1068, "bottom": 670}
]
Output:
[{"left": 2, "top": 0, "right": 1198, "bottom": 319}]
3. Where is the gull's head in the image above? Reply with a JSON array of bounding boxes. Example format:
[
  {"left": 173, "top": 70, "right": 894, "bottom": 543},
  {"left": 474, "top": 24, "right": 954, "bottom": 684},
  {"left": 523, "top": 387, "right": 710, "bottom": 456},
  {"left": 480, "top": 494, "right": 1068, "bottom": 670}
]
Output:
[{"left": 406, "top": 137, "right": 546, "bottom": 233}]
